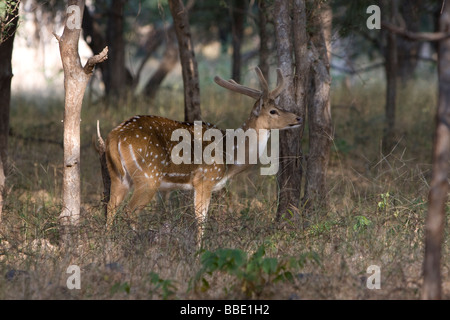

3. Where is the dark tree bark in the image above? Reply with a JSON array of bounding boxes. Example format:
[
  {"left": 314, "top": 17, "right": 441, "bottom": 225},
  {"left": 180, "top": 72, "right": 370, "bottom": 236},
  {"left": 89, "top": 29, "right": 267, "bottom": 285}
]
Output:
[
  {"left": 304, "top": 1, "right": 333, "bottom": 210},
  {"left": 422, "top": 1, "right": 450, "bottom": 301},
  {"left": 274, "top": 0, "right": 332, "bottom": 221},
  {"left": 0, "top": 0, "right": 20, "bottom": 221},
  {"left": 230, "top": 0, "right": 246, "bottom": 82},
  {"left": 169, "top": 0, "right": 202, "bottom": 122},
  {"left": 382, "top": 0, "right": 398, "bottom": 154},
  {"left": 55, "top": 0, "right": 108, "bottom": 239},
  {"left": 274, "top": 0, "right": 308, "bottom": 221}
]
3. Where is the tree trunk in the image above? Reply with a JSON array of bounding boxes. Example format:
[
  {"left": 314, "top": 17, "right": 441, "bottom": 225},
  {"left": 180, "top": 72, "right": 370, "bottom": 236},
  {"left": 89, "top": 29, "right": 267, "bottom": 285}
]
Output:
[
  {"left": 0, "top": 0, "right": 20, "bottom": 221},
  {"left": 382, "top": 0, "right": 398, "bottom": 154},
  {"left": 258, "top": 0, "right": 270, "bottom": 80},
  {"left": 274, "top": 0, "right": 308, "bottom": 221},
  {"left": 169, "top": 0, "right": 201, "bottom": 122},
  {"left": 320, "top": 2, "right": 332, "bottom": 64},
  {"left": 55, "top": 0, "right": 108, "bottom": 240},
  {"left": 304, "top": 1, "right": 333, "bottom": 210},
  {"left": 422, "top": 1, "right": 450, "bottom": 300},
  {"left": 231, "top": 0, "right": 246, "bottom": 82},
  {"left": 397, "top": 0, "right": 421, "bottom": 83}
]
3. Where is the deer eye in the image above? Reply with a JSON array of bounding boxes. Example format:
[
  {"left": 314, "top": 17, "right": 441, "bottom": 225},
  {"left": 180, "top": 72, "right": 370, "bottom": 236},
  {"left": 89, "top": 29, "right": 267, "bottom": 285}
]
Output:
[{"left": 270, "top": 109, "right": 279, "bottom": 115}]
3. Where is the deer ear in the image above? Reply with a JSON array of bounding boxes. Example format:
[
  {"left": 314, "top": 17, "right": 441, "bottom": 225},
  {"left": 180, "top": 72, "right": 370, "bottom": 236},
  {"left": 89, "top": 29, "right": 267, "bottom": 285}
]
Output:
[{"left": 252, "top": 98, "right": 264, "bottom": 116}]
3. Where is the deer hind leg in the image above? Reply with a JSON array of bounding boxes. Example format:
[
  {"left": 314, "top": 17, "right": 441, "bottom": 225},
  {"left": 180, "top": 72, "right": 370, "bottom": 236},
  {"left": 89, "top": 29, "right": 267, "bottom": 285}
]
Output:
[
  {"left": 106, "top": 177, "right": 130, "bottom": 230},
  {"left": 125, "top": 176, "right": 159, "bottom": 230}
]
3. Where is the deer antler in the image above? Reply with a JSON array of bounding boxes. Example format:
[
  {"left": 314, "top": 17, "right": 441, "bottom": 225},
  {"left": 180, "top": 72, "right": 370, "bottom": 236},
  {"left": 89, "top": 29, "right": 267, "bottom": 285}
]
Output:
[
  {"left": 213, "top": 75, "right": 261, "bottom": 100},
  {"left": 214, "top": 67, "right": 285, "bottom": 100},
  {"left": 269, "top": 68, "right": 285, "bottom": 99}
]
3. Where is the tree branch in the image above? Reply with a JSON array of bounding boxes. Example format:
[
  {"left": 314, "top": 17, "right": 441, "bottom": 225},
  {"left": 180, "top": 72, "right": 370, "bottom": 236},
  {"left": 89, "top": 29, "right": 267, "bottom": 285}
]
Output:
[
  {"left": 382, "top": 21, "right": 450, "bottom": 42},
  {"left": 84, "top": 46, "right": 109, "bottom": 74}
]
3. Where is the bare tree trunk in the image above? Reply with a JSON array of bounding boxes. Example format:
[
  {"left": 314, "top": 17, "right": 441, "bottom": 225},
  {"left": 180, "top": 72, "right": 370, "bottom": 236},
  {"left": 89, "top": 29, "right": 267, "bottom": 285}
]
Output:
[
  {"left": 55, "top": 0, "right": 108, "bottom": 241},
  {"left": 231, "top": 0, "right": 246, "bottom": 82},
  {"left": 143, "top": 29, "right": 178, "bottom": 100},
  {"left": 304, "top": 1, "right": 333, "bottom": 210},
  {"left": 0, "top": 0, "right": 20, "bottom": 221},
  {"left": 382, "top": 0, "right": 398, "bottom": 154},
  {"left": 169, "top": 0, "right": 201, "bottom": 122},
  {"left": 258, "top": 0, "right": 270, "bottom": 80},
  {"left": 422, "top": 1, "right": 450, "bottom": 300},
  {"left": 274, "top": 0, "right": 308, "bottom": 221}
]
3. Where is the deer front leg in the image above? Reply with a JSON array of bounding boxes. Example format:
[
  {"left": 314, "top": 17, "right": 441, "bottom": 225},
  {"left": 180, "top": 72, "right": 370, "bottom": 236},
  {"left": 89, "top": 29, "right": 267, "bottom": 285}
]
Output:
[{"left": 193, "top": 184, "right": 213, "bottom": 245}]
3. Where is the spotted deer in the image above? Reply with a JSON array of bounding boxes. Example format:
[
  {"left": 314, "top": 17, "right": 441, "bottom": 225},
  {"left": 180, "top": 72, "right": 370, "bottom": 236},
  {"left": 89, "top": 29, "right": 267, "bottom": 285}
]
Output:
[{"left": 102, "top": 67, "right": 301, "bottom": 242}]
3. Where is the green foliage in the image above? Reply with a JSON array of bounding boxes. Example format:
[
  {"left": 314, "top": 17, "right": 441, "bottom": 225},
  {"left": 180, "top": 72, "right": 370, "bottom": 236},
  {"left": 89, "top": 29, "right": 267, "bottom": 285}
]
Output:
[
  {"left": 110, "top": 273, "right": 177, "bottom": 299},
  {"left": 377, "top": 192, "right": 390, "bottom": 212},
  {"left": 148, "top": 272, "right": 177, "bottom": 300},
  {"left": 110, "top": 281, "right": 131, "bottom": 295},
  {"left": 353, "top": 215, "right": 372, "bottom": 233},
  {"left": 308, "top": 219, "right": 339, "bottom": 236},
  {"left": 0, "top": 0, "right": 20, "bottom": 44},
  {"left": 191, "top": 244, "right": 320, "bottom": 298}
]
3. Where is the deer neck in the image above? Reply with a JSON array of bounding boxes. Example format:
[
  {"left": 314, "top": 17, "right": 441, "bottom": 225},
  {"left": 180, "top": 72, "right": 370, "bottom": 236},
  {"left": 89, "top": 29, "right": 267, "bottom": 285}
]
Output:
[{"left": 224, "top": 115, "right": 270, "bottom": 177}]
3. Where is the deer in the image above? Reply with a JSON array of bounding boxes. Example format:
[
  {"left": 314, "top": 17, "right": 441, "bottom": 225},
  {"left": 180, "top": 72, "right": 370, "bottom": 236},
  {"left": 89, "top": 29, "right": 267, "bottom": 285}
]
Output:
[{"left": 101, "top": 67, "right": 302, "bottom": 244}]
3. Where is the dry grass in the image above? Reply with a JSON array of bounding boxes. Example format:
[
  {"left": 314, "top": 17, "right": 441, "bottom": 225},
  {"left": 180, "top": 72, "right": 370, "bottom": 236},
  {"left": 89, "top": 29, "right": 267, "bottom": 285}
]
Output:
[{"left": 0, "top": 76, "right": 448, "bottom": 300}]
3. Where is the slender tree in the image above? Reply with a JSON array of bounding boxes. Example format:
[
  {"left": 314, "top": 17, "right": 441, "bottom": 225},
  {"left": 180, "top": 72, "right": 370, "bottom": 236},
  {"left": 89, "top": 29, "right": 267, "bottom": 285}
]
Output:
[
  {"left": 382, "top": 0, "right": 399, "bottom": 154},
  {"left": 0, "top": 0, "right": 20, "bottom": 221},
  {"left": 169, "top": 0, "right": 202, "bottom": 122},
  {"left": 54, "top": 0, "right": 108, "bottom": 240},
  {"left": 423, "top": 1, "right": 450, "bottom": 300},
  {"left": 230, "top": 0, "right": 246, "bottom": 82}
]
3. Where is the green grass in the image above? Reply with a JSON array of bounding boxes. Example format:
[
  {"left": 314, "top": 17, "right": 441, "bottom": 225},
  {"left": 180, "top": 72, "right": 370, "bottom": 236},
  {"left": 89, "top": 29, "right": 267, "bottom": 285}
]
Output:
[{"left": 0, "top": 74, "right": 448, "bottom": 299}]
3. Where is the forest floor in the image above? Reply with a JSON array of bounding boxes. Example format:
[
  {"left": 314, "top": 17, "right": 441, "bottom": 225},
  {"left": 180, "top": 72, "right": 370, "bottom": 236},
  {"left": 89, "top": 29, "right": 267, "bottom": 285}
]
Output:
[{"left": 0, "top": 75, "right": 448, "bottom": 299}]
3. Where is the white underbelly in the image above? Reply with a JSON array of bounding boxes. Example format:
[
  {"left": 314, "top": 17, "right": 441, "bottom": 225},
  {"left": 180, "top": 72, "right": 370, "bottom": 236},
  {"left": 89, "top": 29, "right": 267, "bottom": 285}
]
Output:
[
  {"left": 159, "top": 180, "right": 194, "bottom": 191},
  {"left": 158, "top": 176, "right": 229, "bottom": 192}
]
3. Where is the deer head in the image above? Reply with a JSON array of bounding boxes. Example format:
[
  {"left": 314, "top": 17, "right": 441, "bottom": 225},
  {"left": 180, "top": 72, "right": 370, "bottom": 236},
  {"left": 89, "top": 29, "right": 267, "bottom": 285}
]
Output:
[{"left": 214, "top": 67, "right": 302, "bottom": 131}]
